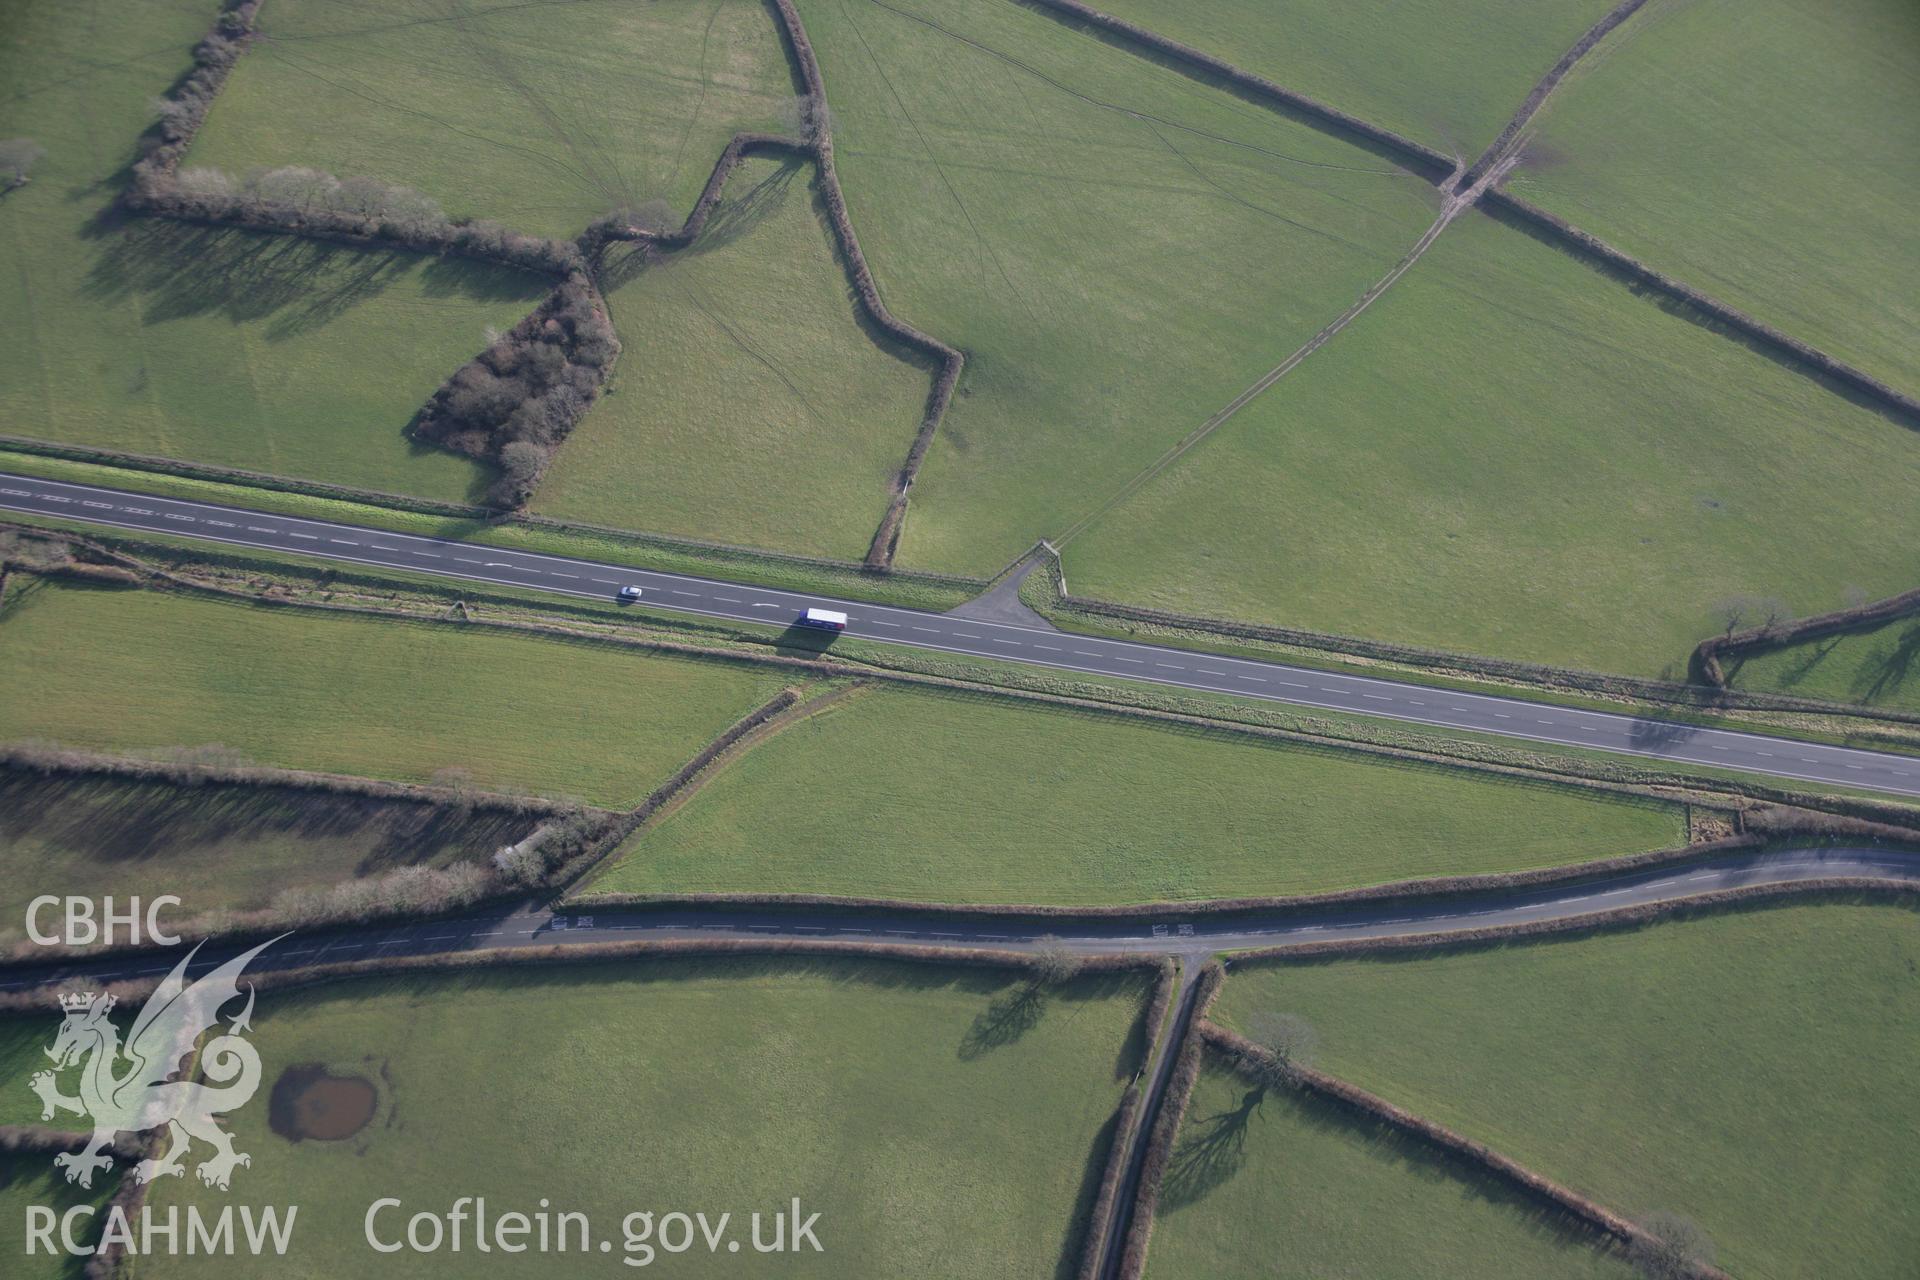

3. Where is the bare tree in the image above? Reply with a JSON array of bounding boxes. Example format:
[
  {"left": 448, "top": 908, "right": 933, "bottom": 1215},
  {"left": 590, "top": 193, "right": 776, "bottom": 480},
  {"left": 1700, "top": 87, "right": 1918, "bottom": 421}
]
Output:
[
  {"left": 1029, "top": 937, "right": 1084, "bottom": 986},
  {"left": 615, "top": 197, "right": 676, "bottom": 234},
  {"left": 1714, "top": 594, "right": 1789, "bottom": 639},
  {"left": 430, "top": 765, "right": 476, "bottom": 816},
  {"left": 1629, "top": 1213, "right": 1715, "bottom": 1280},
  {"left": 778, "top": 94, "right": 833, "bottom": 144},
  {"left": 1243, "top": 1012, "right": 1318, "bottom": 1089},
  {"left": 0, "top": 138, "right": 45, "bottom": 188}
]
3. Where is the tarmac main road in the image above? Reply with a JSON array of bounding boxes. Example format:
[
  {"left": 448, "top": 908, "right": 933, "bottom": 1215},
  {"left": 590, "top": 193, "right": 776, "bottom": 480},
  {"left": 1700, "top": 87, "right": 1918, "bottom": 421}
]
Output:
[{"left": 5, "top": 471, "right": 1920, "bottom": 799}]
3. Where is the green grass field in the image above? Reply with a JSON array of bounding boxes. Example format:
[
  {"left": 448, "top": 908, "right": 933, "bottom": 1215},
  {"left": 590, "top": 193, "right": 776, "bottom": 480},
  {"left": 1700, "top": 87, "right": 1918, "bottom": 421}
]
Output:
[
  {"left": 1518, "top": 0, "right": 1920, "bottom": 393},
  {"left": 0, "top": 768, "right": 536, "bottom": 945},
  {"left": 1089, "top": 0, "right": 1617, "bottom": 158},
  {"left": 0, "top": 1016, "right": 57, "bottom": 1129},
  {"left": 0, "top": 0, "right": 547, "bottom": 503},
  {"left": 1144, "top": 1054, "right": 1633, "bottom": 1279},
  {"left": 1726, "top": 618, "right": 1920, "bottom": 715},
  {"left": 189, "top": 0, "right": 799, "bottom": 241},
  {"left": 1212, "top": 901, "right": 1920, "bottom": 1279},
  {"left": 534, "top": 157, "right": 929, "bottom": 558},
  {"left": 791, "top": 0, "right": 1436, "bottom": 577},
  {"left": 0, "top": 578, "right": 789, "bottom": 807},
  {"left": 588, "top": 685, "right": 1684, "bottom": 905},
  {"left": 142, "top": 956, "right": 1150, "bottom": 1278},
  {"left": 1063, "top": 210, "right": 1920, "bottom": 678},
  {"left": 0, "top": 1152, "right": 116, "bottom": 1280}
]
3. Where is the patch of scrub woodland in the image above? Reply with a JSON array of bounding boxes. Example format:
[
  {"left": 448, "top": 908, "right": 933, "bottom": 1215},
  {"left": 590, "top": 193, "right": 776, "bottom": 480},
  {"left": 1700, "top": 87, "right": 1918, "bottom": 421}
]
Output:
[
  {"left": 533, "top": 157, "right": 930, "bottom": 559},
  {"left": 1086, "top": 0, "right": 1621, "bottom": 159},
  {"left": 789, "top": 0, "right": 1438, "bottom": 578},
  {"left": 1211, "top": 901, "right": 1920, "bottom": 1280},
  {"left": 1724, "top": 614, "right": 1920, "bottom": 715},
  {"left": 1062, "top": 210, "right": 1920, "bottom": 678},
  {"left": 0, "top": 577, "right": 790, "bottom": 808},
  {"left": 591, "top": 684, "right": 1685, "bottom": 905},
  {"left": 1516, "top": 0, "right": 1920, "bottom": 392},
  {"left": 0, "top": 766, "right": 537, "bottom": 946},
  {"left": 1143, "top": 1055, "right": 1636, "bottom": 1280},
  {"left": 0, "top": 0, "right": 548, "bottom": 503},
  {"left": 186, "top": 0, "right": 801, "bottom": 241},
  {"left": 140, "top": 957, "right": 1152, "bottom": 1278}
]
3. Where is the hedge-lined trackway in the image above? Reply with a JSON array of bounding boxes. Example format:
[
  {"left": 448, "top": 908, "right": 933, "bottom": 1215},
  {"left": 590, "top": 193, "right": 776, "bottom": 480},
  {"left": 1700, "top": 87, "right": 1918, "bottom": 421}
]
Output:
[
  {"left": 6, "top": 471, "right": 1920, "bottom": 798},
  {"left": 2, "top": 845, "right": 1913, "bottom": 994}
]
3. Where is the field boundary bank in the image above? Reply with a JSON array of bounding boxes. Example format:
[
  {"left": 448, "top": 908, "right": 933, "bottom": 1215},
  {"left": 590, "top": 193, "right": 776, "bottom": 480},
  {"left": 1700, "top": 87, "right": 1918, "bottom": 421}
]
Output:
[
  {"left": 564, "top": 682, "right": 871, "bottom": 893},
  {"left": 587, "top": 127, "right": 957, "bottom": 568},
  {"left": 751, "top": 0, "right": 967, "bottom": 568},
  {"left": 0, "top": 736, "right": 581, "bottom": 819},
  {"left": 1198, "top": 1025, "right": 1731, "bottom": 1279},
  {"left": 1012, "top": 0, "right": 1920, "bottom": 434},
  {"left": 20, "top": 535, "right": 1920, "bottom": 840},
  {"left": 1457, "top": 0, "right": 1650, "bottom": 189},
  {"left": 1074, "top": 958, "right": 1175, "bottom": 1280},
  {"left": 553, "top": 686, "right": 809, "bottom": 890},
  {"left": 1012, "top": 0, "right": 1455, "bottom": 179},
  {"left": 1694, "top": 584, "right": 1920, "bottom": 687},
  {"left": 572, "top": 837, "right": 1848, "bottom": 922},
  {"left": 1075, "top": 1089, "right": 1142, "bottom": 1280},
  {"left": 1483, "top": 192, "right": 1920, "bottom": 424},
  {"left": 1032, "top": 556, "right": 1920, "bottom": 727},
  {"left": 1229, "top": 877, "right": 1920, "bottom": 963},
  {"left": 0, "top": 937, "right": 1163, "bottom": 1010},
  {"left": 1113, "top": 962, "right": 1223, "bottom": 1280},
  {"left": 0, "top": 437, "right": 988, "bottom": 597}
]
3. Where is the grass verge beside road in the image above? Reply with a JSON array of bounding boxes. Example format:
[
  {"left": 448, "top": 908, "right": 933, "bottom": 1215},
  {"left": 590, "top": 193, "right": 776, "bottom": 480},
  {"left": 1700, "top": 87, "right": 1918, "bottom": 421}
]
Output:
[
  {"left": 587, "top": 683, "right": 1687, "bottom": 906},
  {"left": 1143, "top": 1054, "right": 1633, "bottom": 1280},
  {"left": 142, "top": 955, "right": 1151, "bottom": 1279},
  {"left": 1212, "top": 900, "right": 1920, "bottom": 1279},
  {"left": 0, "top": 577, "right": 789, "bottom": 808},
  {"left": 0, "top": 449, "right": 981, "bottom": 612}
]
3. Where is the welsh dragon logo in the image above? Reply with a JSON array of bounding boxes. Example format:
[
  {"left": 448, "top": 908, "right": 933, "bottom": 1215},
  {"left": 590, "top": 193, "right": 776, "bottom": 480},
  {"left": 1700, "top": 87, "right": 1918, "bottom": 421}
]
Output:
[{"left": 29, "top": 938, "right": 279, "bottom": 1191}]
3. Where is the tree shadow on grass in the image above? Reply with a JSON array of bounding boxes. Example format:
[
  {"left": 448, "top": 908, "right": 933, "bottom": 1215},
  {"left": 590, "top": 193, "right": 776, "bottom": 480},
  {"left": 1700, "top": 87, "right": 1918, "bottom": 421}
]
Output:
[
  {"left": 81, "top": 215, "right": 536, "bottom": 342},
  {"left": 1763, "top": 635, "right": 1843, "bottom": 688},
  {"left": 0, "top": 768, "right": 532, "bottom": 880},
  {"left": 688, "top": 157, "right": 800, "bottom": 258},
  {"left": 1279, "top": 1076, "right": 1619, "bottom": 1250},
  {"left": 1853, "top": 622, "right": 1920, "bottom": 706},
  {"left": 595, "top": 158, "right": 804, "bottom": 296},
  {"left": 959, "top": 980, "right": 1048, "bottom": 1059},
  {"left": 1161, "top": 1074, "right": 1262, "bottom": 1209}
]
